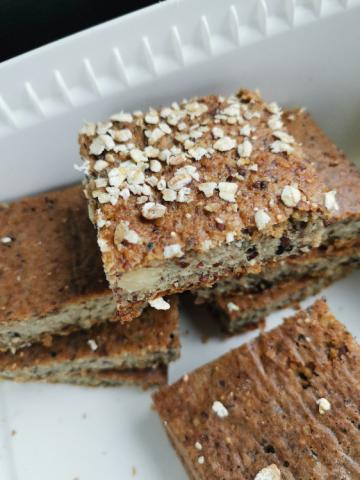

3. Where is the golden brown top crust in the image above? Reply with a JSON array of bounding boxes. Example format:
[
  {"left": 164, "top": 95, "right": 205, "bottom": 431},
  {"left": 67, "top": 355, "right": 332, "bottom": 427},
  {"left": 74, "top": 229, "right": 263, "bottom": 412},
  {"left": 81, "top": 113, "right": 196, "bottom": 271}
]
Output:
[
  {"left": 0, "top": 185, "right": 108, "bottom": 325},
  {"left": 0, "top": 298, "right": 179, "bottom": 371},
  {"left": 153, "top": 300, "right": 360, "bottom": 479},
  {"left": 284, "top": 109, "right": 360, "bottom": 219},
  {"left": 79, "top": 89, "right": 337, "bottom": 275}
]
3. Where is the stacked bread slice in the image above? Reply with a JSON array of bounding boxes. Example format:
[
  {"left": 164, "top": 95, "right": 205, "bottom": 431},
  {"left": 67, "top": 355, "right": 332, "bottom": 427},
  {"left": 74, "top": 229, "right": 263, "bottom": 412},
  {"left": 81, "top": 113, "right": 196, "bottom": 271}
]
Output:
[
  {"left": 0, "top": 186, "right": 179, "bottom": 387},
  {"left": 153, "top": 299, "right": 360, "bottom": 479}
]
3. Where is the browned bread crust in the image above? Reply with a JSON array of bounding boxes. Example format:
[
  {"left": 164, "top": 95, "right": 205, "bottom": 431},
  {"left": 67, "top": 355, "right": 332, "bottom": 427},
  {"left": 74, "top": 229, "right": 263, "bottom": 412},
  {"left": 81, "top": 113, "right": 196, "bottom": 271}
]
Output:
[
  {"left": 153, "top": 300, "right": 360, "bottom": 479},
  {"left": 0, "top": 185, "right": 107, "bottom": 324},
  {"left": 79, "top": 91, "right": 360, "bottom": 322}
]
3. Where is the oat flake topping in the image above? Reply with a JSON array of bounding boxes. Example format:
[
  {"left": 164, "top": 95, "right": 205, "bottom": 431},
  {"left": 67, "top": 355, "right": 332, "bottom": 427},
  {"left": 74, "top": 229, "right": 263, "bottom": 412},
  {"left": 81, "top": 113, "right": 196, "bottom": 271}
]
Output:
[
  {"left": 254, "top": 464, "right": 281, "bottom": 480},
  {"left": 212, "top": 400, "right": 229, "bottom": 418}
]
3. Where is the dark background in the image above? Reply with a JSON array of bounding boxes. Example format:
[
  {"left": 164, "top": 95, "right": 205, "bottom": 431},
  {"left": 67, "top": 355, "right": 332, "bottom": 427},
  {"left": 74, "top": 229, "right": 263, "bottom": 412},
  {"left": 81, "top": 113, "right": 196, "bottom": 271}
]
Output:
[{"left": 0, "top": 0, "right": 158, "bottom": 62}]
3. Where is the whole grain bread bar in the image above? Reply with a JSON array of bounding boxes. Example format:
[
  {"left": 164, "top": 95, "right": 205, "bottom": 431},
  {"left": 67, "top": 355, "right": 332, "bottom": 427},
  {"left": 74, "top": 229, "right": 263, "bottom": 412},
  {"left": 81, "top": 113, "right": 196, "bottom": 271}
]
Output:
[
  {"left": 153, "top": 299, "right": 360, "bottom": 479},
  {"left": 79, "top": 90, "right": 360, "bottom": 322}
]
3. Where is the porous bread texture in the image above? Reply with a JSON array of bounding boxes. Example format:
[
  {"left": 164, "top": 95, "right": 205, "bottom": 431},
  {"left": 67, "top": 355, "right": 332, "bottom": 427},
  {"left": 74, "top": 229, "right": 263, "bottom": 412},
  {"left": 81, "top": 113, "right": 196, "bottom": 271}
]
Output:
[
  {"left": 215, "top": 264, "right": 354, "bottom": 334},
  {"left": 196, "top": 241, "right": 360, "bottom": 301},
  {"left": 2, "top": 366, "right": 167, "bottom": 388},
  {"left": 111, "top": 215, "right": 360, "bottom": 319},
  {"left": 0, "top": 292, "right": 115, "bottom": 352}
]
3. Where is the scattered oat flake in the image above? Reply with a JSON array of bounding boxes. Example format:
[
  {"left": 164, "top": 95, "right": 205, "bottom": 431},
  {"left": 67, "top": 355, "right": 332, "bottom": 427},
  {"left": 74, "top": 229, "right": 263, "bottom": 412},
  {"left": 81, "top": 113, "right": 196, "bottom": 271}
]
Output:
[
  {"left": 164, "top": 244, "right": 184, "bottom": 258},
  {"left": 150, "top": 160, "right": 162, "bottom": 173},
  {"left": 88, "top": 339, "right": 98, "bottom": 351},
  {"left": 119, "top": 188, "right": 130, "bottom": 201},
  {"left": 240, "top": 124, "right": 251, "bottom": 136},
  {"left": 178, "top": 165, "right": 199, "bottom": 181},
  {"left": 157, "top": 178, "right": 166, "bottom": 191},
  {"left": 195, "top": 442, "right": 202, "bottom": 450},
  {"left": 94, "top": 160, "right": 109, "bottom": 172},
  {"left": 96, "top": 192, "right": 112, "bottom": 204},
  {"left": 95, "top": 178, "right": 108, "bottom": 188},
  {"left": 270, "top": 141, "right": 294, "bottom": 154},
  {"left": 108, "top": 167, "right": 126, "bottom": 187},
  {"left": 214, "top": 136, "right": 236, "bottom": 152},
  {"left": 222, "top": 104, "right": 240, "bottom": 117},
  {"left": 149, "top": 297, "right": 170, "bottom": 310},
  {"left": 97, "top": 238, "right": 110, "bottom": 252},
  {"left": 237, "top": 138, "right": 252, "bottom": 158},
  {"left": 188, "top": 147, "right": 208, "bottom": 161},
  {"left": 144, "top": 146, "right": 160, "bottom": 158},
  {"left": 218, "top": 182, "right": 237, "bottom": 202},
  {"left": 146, "top": 127, "right": 165, "bottom": 144},
  {"left": 130, "top": 148, "right": 147, "bottom": 163},
  {"left": 142, "top": 202, "right": 167, "bottom": 220},
  {"left": 197, "top": 456, "right": 205, "bottom": 465},
  {"left": 1, "top": 237, "right": 12, "bottom": 244},
  {"left": 273, "top": 130, "right": 295, "bottom": 144},
  {"left": 281, "top": 185, "right": 301, "bottom": 207},
  {"left": 145, "top": 113, "right": 159, "bottom": 124},
  {"left": 227, "top": 302, "right": 239, "bottom": 312},
  {"left": 160, "top": 107, "right": 172, "bottom": 118},
  {"left": 317, "top": 397, "right": 331, "bottom": 414},
  {"left": 185, "top": 101, "right": 208, "bottom": 117},
  {"left": 184, "top": 139, "right": 195, "bottom": 150},
  {"left": 267, "top": 115, "right": 283, "bottom": 130},
  {"left": 90, "top": 134, "right": 115, "bottom": 155},
  {"left": 177, "top": 187, "right": 192, "bottom": 203},
  {"left": 324, "top": 190, "right": 339, "bottom": 211},
  {"left": 111, "top": 112, "right": 133, "bottom": 123},
  {"left": 162, "top": 189, "right": 177, "bottom": 202},
  {"left": 266, "top": 102, "right": 281, "bottom": 115},
  {"left": 212, "top": 400, "right": 229, "bottom": 418},
  {"left": 255, "top": 209, "right": 271, "bottom": 230},
  {"left": 159, "top": 122, "right": 172, "bottom": 134},
  {"left": 114, "top": 221, "right": 139, "bottom": 247},
  {"left": 226, "top": 232, "right": 235, "bottom": 243},
  {"left": 212, "top": 126, "right": 224, "bottom": 138},
  {"left": 198, "top": 182, "right": 217, "bottom": 198},
  {"left": 97, "top": 121, "right": 112, "bottom": 135},
  {"left": 168, "top": 172, "right": 192, "bottom": 190},
  {"left": 113, "top": 128, "right": 132, "bottom": 142},
  {"left": 254, "top": 464, "right": 281, "bottom": 480}
]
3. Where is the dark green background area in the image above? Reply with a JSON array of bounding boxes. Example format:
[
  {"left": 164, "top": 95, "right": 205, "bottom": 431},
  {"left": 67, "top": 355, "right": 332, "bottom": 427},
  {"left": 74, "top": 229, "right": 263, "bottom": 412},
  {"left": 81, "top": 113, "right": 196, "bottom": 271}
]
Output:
[{"left": 0, "top": 0, "right": 158, "bottom": 62}]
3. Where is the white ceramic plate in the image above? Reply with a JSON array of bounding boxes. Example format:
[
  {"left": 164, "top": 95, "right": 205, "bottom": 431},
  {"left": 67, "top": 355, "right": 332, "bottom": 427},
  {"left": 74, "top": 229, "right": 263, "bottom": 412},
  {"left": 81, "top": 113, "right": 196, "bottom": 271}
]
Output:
[{"left": 0, "top": 1, "right": 359, "bottom": 478}]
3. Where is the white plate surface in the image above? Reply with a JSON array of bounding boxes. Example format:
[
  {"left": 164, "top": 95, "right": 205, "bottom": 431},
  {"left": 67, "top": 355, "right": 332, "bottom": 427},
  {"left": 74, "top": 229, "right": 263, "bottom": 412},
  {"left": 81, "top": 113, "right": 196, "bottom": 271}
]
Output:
[{"left": 0, "top": 0, "right": 359, "bottom": 478}]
